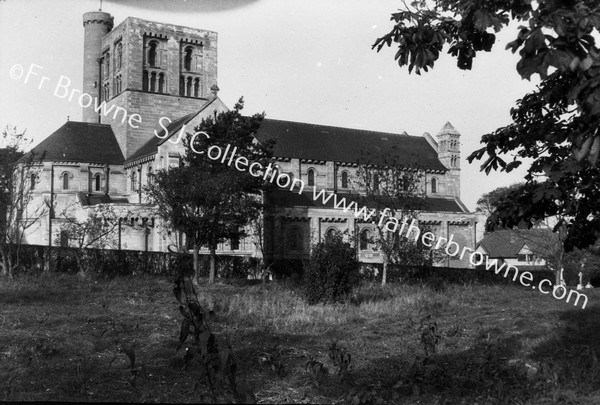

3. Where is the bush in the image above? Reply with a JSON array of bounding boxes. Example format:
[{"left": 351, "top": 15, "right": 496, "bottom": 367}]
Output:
[{"left": 304, "top": 232, "right": 360, "bottom": 304}]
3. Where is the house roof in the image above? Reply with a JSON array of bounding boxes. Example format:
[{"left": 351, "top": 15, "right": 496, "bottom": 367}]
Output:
[
  {"left": 126, "top": 97, "right": 221, "bottom": 164},
  {"left": 266, "top": 189, "right": 465, "bottom": 213},
  {"left": 477, "top": 229, "right": 559, "bottom": 258},
  {"left": 77, "top": 193, "right": 130, "bottom": 206},
  {"left": 23, "top": 121, "right": 124, "bottom": 165},
  {"left": 254, "top": 119, "right": 448, "bottom": 172}
]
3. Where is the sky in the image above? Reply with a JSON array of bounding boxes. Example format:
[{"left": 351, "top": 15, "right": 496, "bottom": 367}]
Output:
[{"left": 0, "top": 0, "right": 539, "bottom": 211}]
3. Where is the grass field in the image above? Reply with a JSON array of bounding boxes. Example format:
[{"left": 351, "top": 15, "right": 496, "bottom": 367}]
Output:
[{"left": 2, "top": 274, "right": 600, "bottom": 404}]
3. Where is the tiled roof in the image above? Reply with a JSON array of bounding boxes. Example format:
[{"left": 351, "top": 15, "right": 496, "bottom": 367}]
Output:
[
  {"left": 126, "top": 97, "right": 220, "bottom": 163},
  {"left": 477, "top": 229, "right": 559, "bottom": 258},
  {"left": 23, "top": 121, "right": 124, "bottom": 165},
  {"left": 254, "top": 119, "right": 448, "bottom": 172},
  {"left": 265, "top": 189, "right": 465, "bottom": 213},
  {"left": 77, "top": 193, "right": 130, "bottom": 206}
]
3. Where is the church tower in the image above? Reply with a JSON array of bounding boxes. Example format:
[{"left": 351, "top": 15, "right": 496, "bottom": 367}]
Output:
[
  {"left": 436, "top": 122, "right": 461, "bottom": 197},
  {"left": 82, "top": 11, "right": 114, "bottom": 123}
]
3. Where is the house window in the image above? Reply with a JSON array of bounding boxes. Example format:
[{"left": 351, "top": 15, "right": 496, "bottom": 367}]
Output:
[
  {"left": 517, "top": 254, "right": 533, "bottom": 262},
  {"left": 341, "top": 170, "right": 348, "bottom": 188},
  {"left": 30, "top": 173, "right": 36, "bottom": 190},
  {"left": 373, "top": 173, "right": 380, "bottom": 191},
  {"left": 287, "top": 227, "right": 302, "bottom": 252},
  {"left": 431, "top": 178, "right": 437, "bottom": 193},
  {"left": 360, "top": 229, "right": 371, "bottom": 251},
  {"left": 148, "top": 41, "right": 158, "bottom": 67},
  {"left": 62, "top": 172, "right": 69, "bottom": 190},
  {"left": 231, "top": 235, "right": 240, "bottom": 251},
  {"left": 307, "top": 168, "right": 315, "bottom": 187},
  {"left": 60, "top": 230, "right": 69, "bottom": 248},
  {"left": 94, "top": 173, "right": 101, "bottom": 191}
]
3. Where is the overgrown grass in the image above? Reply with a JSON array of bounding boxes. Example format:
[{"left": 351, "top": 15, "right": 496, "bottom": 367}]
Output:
[{"left": 1, "top": 274, "right": 600, "bottom": 403}]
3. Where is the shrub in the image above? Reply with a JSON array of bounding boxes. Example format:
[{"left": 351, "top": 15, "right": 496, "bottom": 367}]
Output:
[{"left": 304, "top": 232, "right": 360, "bottom": 304}]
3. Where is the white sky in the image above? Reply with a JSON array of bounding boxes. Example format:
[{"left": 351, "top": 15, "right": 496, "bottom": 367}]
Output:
[{"left": 0, "top": 0, "right": 538, "bottom": 211}]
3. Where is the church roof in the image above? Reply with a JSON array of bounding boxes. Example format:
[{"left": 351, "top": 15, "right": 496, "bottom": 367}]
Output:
[
  {"left": 254, "top": 119, "right": 448, "bottom": 172},
  {"left": 126, "top": 97, "right": 221, "bottom": 164},
  {"left": 24, "top": 121, "right": 124, "bottom": 165},
  {"left": 266, "top": 189, "right": 466, "bottom": 213}
]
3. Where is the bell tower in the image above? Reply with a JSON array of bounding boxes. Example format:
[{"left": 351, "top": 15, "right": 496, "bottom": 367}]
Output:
[
  {"left": 82, "top": 11, "right": 113, "bottom": 123},
  {"left": 436, "top": 122, "right": 461, "bottom": 197}
]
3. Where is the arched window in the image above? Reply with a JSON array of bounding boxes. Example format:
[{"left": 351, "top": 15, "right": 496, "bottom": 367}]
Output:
[
  {"left": 179, "top": 76, "right": 185, "bottom": 96},
  {"left": 116, "top": 43, "right": 122, "bottom": 70},
  {"left": 30, "top": 173, "right": 36, "bottom": 190},
  {"left": 184, "top": 46, "right": 193, "bottom": 71},
  {"left": 325, "top": 228, "right": 337, "bottom": 240},
  {"left": 360, "top": 229, "right": 371, "bottom": 251},
  {"left": 186, "top": 77, "right": 192, "bottom": 96},
  {"left": 147, "top": 166, "right": 153, "bottom": 186},
  {"left": 148, "top": 41, "right": 158, "bottom": 67},
  {"left": 231, "top": 235, "right": 240, "bottom": 251},
  {"left": 143, "top": 71, "right": 149, "bottom": 91},
  {"left": 62, "top": 172, "right": 69, "bottom": 190},
  {"left": 104, "top": 52, "right": 110, "bottom": 77},
  {"left": 131, "top": 170, "right": 137, "bottom": 192},
  {"left": 431, "top": 177, "right": 437, "bottom": 193},
  {"left": 194, "top": 78, "right": 200, "bottom": 97},
  {"left": 341, "top": 171, "right": 349, "bottom": 188},
  {"left": 158, "top": 73, "right": 165, "bottom": 93},
  {"left": 307, "top": 168, "right": 315, "bottom": 187},
  {"left": 150, "top": 72, "right": 156, "bottom": 92},
  {"left": 94, "top": 173, "right": 101, "bottom": 191},
  {"left": 373, "top": 173, "right": 380, "bottom": 191},
  {"left": 288, "top": 227, "right": 302, "bottom": 252}
]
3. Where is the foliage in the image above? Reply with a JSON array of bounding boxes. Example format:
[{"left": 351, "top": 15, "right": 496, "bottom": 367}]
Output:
[
  {"left": 374, "top": 0, "right": 600, "bottom": 251},
  {"left": 147, "top": 98, "right": 271, "bottom": 283},
  {"left": 56, "top": 204, "right": 123, "bottom": 275},
  {"left": 0, "top": 125, "right": 46, "bottom": 278},
  {"left": 303, "top": 231, "right": 360, "bottom": 304},
  {"left": 173, "top": 275, "right": 254, "bottom": 403},
  {"left": 475, "top": 182, "right": 525, "bottom": 218},
  {"left": 355, "top": 152, "right": 433, "bottom": 285}
]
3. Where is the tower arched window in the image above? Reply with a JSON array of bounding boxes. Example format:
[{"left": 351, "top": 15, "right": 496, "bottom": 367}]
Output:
[
  {"left": 431, "top": 177, "right": 437, "bottom": 193},
  {"left": 184, "top": 46, "right": 193, "bottom": 71},
  {"left": 179, "top": 76, "right": 185, "bottom": 96},
  {"left": 150, "top": 72, "right": 156, "bottom": 92},
  {"left": 143, "top": 71, "right": 149, "bottom": 91},
  {"left": 158, "top": 73, "right": 165, "bottom": 93},
  {"left": 360, "top": 229, "right": 371, "bottom": 251},
  {"left": 341, "top": 170, "right": 349, "bottom": 188},
  {"left": 104, "top": 52, "right": 110, "bottom": 77},
  {"left": 307, "top": 168, "right": 315, "bottom": 187},
  {"left": 62, "top": 172, "right": 70, "bottom": 190},
  {"left": 148, "top": 41, "right": 158, "bottom": 67},
  {"left": 116, "top": 43, "right": 122, "bottom": 70},
  {"left": 94, "top": 173, "right": 101, "bottom": 191},
  {"left": 194, "top": 78, "right": 200, "bottom": 97},
  {"left": 325, "top": 228, "right": 337, "bottom": 240},
  {"left": 186, "top": 77, "right": 192, "bottom": 96}
]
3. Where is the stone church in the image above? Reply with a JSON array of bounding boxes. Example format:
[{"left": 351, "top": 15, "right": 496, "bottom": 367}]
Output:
[{"left": 20, "top": 10, "right": 478, "bottom": 268}]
